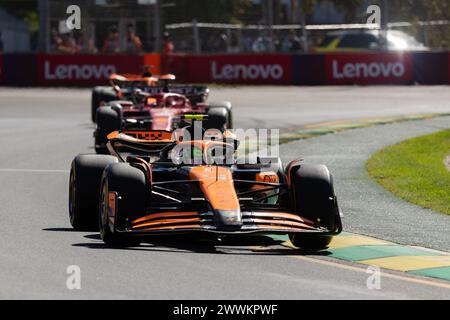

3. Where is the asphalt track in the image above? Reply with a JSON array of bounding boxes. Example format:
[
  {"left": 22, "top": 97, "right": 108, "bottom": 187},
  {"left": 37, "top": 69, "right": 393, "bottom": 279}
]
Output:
[{"left": 0, "top": 86, "right": 449, "bottom": 299}]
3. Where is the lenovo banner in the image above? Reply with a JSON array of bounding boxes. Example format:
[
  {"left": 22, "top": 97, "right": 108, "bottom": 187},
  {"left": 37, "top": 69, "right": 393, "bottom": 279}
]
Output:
[
  {"left": 37, "top": 54, "right": 147, "bottom": 86},
  {"left": 325, "top": 53, "right": 413, "bottom": 85},
  {"left": 185, "top": 55, "right": 292, "bottom": 84}
]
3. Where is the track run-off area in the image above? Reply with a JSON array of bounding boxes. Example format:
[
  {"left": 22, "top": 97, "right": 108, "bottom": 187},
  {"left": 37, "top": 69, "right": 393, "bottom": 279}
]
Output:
[{"left": 0, "top": 86, "right": 449, "bottom": 299}]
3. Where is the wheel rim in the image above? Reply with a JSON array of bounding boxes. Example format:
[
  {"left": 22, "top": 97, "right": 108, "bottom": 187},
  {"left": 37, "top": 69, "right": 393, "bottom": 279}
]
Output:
[{"left": 99, "top": 182, "right": 109, "bottom": 238}]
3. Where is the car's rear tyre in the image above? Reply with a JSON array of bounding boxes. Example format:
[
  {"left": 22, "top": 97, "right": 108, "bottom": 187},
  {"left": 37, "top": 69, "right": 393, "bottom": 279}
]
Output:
[
  {"left": 207, "top": 102, "right": 233, "bottom": 129},
  {"left": 91, "top": 87, "right": 117, "bottom": 123},
  {"left": 95, "top": 106, "right": 122, "bottom": 154},
  {"left": 288, "top": 164, "right": 339, "bottom": 250},
  {"left": 99, "top": 163, "right": 147, "bottom": 247},
  {"left": 69, "top": 154, "right": 118, "bottom": 231}
]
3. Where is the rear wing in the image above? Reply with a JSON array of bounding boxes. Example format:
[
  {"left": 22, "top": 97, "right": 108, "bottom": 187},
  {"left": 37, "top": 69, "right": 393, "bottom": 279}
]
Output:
[
  {"left": 107, "top": 130, "right": 173, "bottom": 143},
  {"left": 142, "top": 85, "right": 210, "bottom": 104},
  {"left": 106, "top": 130, "right": 175, "bottom": 162}
]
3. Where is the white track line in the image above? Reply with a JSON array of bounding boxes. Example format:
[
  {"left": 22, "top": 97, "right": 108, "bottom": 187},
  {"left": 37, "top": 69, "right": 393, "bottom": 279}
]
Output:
[{"left": 293, "top": 255, "right": 450, "bottom": 290}]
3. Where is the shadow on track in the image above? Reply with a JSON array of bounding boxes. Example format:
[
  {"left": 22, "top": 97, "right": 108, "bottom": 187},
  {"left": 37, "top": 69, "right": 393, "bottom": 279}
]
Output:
[
  {"left": 43, "top": 227, "right": 82, "bottom": 232},
  {"left": 43, "top": 228, "right": 331, "bottom": 256}
]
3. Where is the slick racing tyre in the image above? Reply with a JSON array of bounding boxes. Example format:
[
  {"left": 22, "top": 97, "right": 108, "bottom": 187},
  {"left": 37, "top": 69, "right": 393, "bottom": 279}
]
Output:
[
  {"left": 91, "top": 87, "right": 117, "bottom": 123},
  {"left": 205, "top": 107, "right": 229, "bottom": 131},
  {"left": 207, "top": 101, "right": 233, "bottom": 129},
  {"left": 95, "top": 106, "right": 122, "bottom": 154},
  {"left": 69, "top": 155, "right": 118, "bottom": 231},
  {"left": 99, "top": 163, "right": 147, "bottom": 247},
  {"left": 288, "top": 164, "right": 339, "bottom": 250}
]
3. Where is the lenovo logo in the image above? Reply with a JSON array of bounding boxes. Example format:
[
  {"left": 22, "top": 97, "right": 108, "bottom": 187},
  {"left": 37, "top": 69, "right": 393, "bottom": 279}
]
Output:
[
  {"left": 211, "top": 61, "right": 284, "bottom": 80},
  {"left": 44, "top": 61, "right": 116, "bottom": 80},
  {"left": 332, "top": 60, "right": 405, "bottom": 79}
]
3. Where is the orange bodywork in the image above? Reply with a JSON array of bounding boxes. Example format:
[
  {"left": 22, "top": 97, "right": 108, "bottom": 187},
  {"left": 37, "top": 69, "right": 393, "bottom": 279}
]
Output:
[
  {"left": 109, "top": 73, "right": 159, "bottom": 86},
  {"left": 108, "top": 192, "right": 117, "bottom": 226},
  {"left": 122, "top": 130, "right": 173, "bottom": 141},
  {"left": 133, "top": 211, "right": 199, "bottom": 225},
  {"left": 107, "top": 130, "right": 173, "bottom": 143},
  {"left": 255, "top": 172, "right": 279, "bottom": 184},
  {"left": 109, "top": 73, "right": 176, "bottom": 87},
  {"left": 189, "top": 166, "right": 239, "bottom": 211}
]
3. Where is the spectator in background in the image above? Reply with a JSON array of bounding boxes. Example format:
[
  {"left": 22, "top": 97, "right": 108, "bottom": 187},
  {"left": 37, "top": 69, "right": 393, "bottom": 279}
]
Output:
[
  {"left": 241, "top": 35, "right": 253, "bottom": 53},
  {"left": 85, "top": 38, "right": 98, "bottom": 54},
  {"left": 50, "top": 29, "right": 62, "bottom": 52},
  {"left": 218, "top": 33, "right": 229, "bottom": 52},
  {"left": 76, "top": 31, "right": 98, "bottom": 54},
  {"left": 252, "top": 36, "right": 269, "bottom": 52},
  {"left": 125, "top": 24, "right": 143, "bottom": 54},
  {"left": 163, "top": 32, "right": 174, "bottom": 55},
  {"left": 229, "top": 34, "right": 240, "bottom": 53},
  {"left": 75, "top": 31, "right": 85, "bottom": 53},
  {"left": 282, "top": 30, "right": 302, "bottom": 53},
  {"left": 57, "top": 32, "right": 77, "bottom": 54},
  {"left": 102, "top": 25, "right": 121, "bottom": 54},
  {"left": 0, "top": 31, "right": 4, "bottom": 53}
]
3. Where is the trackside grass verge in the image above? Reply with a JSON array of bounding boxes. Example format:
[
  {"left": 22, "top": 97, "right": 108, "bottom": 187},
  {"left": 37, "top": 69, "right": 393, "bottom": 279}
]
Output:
[
  {"left": 367, "top": 129, "right": 450, "bottom": 215},
  {"left": 238, "top": 113, "right": 450, "bottom": 156}
]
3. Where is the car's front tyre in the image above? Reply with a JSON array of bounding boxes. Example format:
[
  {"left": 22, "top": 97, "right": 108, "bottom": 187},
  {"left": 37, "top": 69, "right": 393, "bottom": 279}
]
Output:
[
  {"left": 287, "top": 163, "right": 341, "bottom": 250},
  {"left": 99, "top": 163, "right": 147, "bottom": 247},
  {"left": 69, "top": 154, "right": 118, "bottom": 230}
]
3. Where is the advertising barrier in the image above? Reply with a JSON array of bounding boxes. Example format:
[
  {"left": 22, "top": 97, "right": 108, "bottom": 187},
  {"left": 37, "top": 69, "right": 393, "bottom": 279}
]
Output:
[
  {"left": 0, "top": 55, "right": 3, "bottom": 85},
  {"left": 448, "top": 52, "right": 450, "bottom": 83},
  {"left": 183, "top": 54, "right": 292, "bottom": 85},
  {"left": 411, "top": 52, "right": 449, "bottom": 85},
  {"left": 143, "top": 53, "right": 161, "bottom": 75},
  {"left": 37, "top": 54, "right": 150, "bottom": 86},
  {"left": 2, "top": 54, "right": 38, "bottom": 86},
  {"left": 292, "top": 54, "right": 325, "bottom": 85},
  {"left": 0, "top": 52, "right": 448, "bottom": 86},
  {"left": 325, "top": 53, "right": 413, "bottom": 85}
]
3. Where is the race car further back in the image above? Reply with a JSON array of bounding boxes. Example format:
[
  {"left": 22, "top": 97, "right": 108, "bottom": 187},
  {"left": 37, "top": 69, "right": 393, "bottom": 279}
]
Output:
[
  {"left": 94, "top": 90, "right": 233, "bottom": 154},
  {"left": 91, "top": 69, "right": 211, "bottom": 122},
  {"left": 69, "top": 126, "right": 343, "bottom": 251}
]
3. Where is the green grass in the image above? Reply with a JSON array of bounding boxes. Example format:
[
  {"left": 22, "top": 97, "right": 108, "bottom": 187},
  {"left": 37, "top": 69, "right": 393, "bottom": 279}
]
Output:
[{"left": 367, "top": 129, "right": 450, "bottom": 215}]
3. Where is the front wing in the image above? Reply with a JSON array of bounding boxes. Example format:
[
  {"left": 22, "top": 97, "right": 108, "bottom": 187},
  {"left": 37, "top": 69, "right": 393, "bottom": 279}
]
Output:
[{"left": 117, "top": 210, "right": 342, "bottom": 237}]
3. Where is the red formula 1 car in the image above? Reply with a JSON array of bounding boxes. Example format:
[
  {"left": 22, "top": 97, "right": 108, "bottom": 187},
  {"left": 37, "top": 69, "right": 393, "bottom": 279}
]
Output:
[
  {"left": 94, "top": 89, "right": 232, "bottom": 154},
  {"left": 69, "top": 127, "right": 342, "bottom": 251},
  {"left": 91, "top": 70, "right": 213, "bottom": 122}
]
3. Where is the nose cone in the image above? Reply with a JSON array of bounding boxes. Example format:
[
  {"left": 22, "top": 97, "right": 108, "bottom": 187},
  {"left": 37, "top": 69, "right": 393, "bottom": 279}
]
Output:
[{"left": 215, "top": 209, "right": 242, "bottom": 231}]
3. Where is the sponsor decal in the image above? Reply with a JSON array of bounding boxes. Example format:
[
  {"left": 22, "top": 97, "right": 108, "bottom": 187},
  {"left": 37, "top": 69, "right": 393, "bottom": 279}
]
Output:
[
  {"left": 37, "top": 54, "right": 152, "bottom": 85},
  {"left": 44, "top": 61, "right": 116, "bottom": 80},
  {"left": 325, "top": 53, "right": 412, "bottom": 85},
  {"left": 186, "top": 55, "right": 292, "bottom": 84},
  {"left": 211, "top": 62, "right": 284, "bottom": 81}
]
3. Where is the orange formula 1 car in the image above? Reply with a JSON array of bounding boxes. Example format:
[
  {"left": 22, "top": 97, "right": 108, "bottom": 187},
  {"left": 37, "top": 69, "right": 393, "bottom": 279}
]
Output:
[
  {"left": 91, "top": 69, "right": 211, "bottom": 123},
  {"left": 69, "top": 128, "right": 342, "bottom": 250}
]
